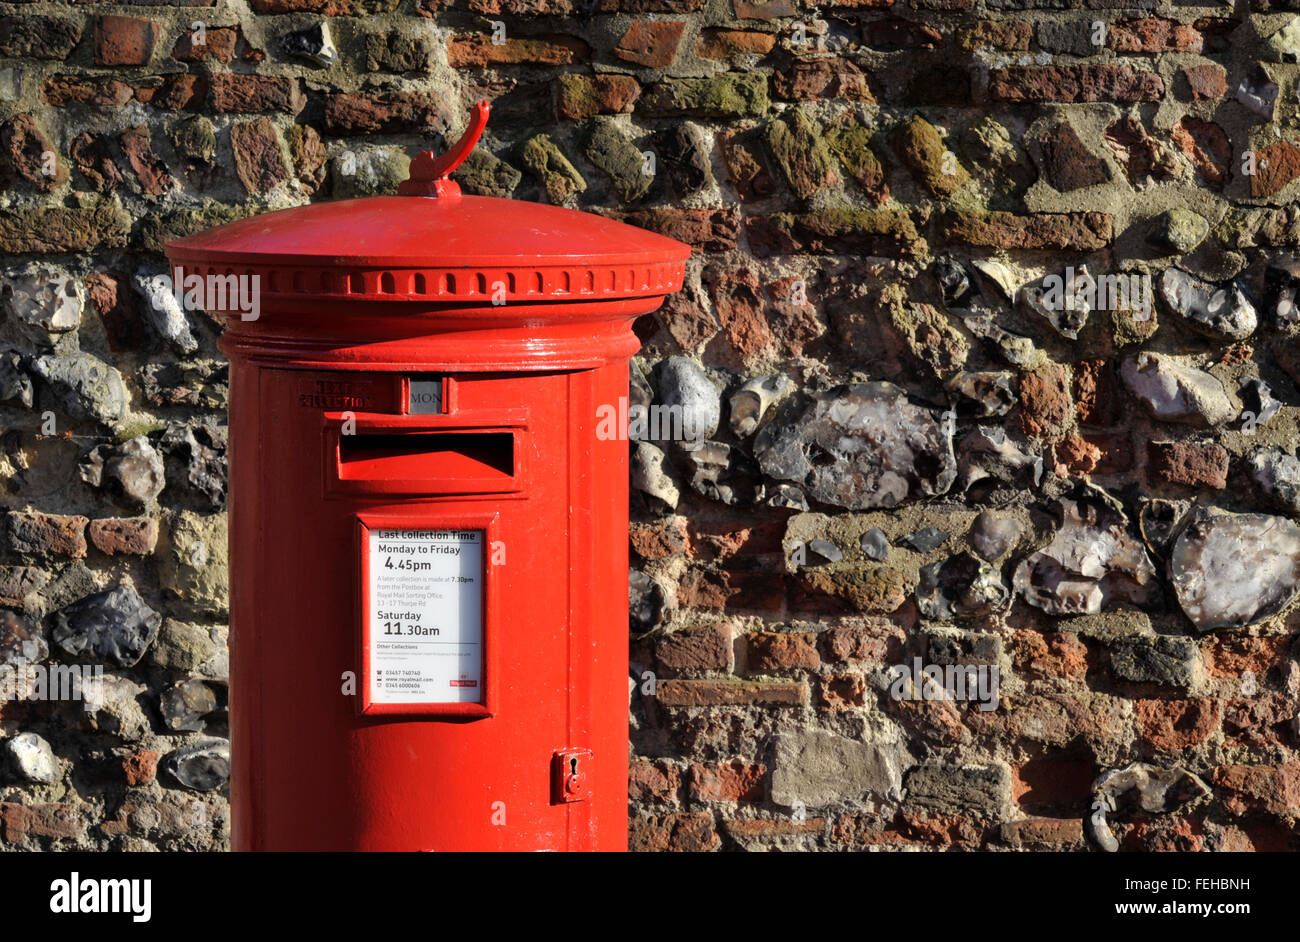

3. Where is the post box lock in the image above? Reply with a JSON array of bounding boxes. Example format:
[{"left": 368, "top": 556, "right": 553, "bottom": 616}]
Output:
[{"left": 553, "top": 749, "right": 593, "bottom": 803}]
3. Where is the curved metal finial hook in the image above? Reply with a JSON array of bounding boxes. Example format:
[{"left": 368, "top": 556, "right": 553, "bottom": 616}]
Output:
[{"left": 399, "top": 100, "right": 491, "bottom": 197}]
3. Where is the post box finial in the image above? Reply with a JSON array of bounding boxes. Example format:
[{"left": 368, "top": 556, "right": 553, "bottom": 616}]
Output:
[{"left": 398, "top": 100, "right": 491, "bottom": 198}]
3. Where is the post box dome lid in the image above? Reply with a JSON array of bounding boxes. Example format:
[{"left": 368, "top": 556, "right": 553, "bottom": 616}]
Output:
[{"left": 166, "top": 103, "right": 690, "bottom": 305}]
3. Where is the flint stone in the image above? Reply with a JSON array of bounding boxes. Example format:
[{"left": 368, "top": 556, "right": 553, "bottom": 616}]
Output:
[
  {"left": 1250, "top": 448, "right": 1300, "bottom": 514},
  {"left": 631, "top": 441, "right": 679, "bottom": 510},
  {"left": 861, "top": 527, "right": 890, "bottom": 561},
  {"left": 0, "top": 350, "right": 33, "bottom": 408},
  {"left": 1109, "top": 635, "right": 1198, "bottom": 686},
  {"left": 946, "top": 371, "right": 1016, "bottom": 417},
  {"left": 165, "top": 740, "right": 230, "bottom": 791},
  {"left": 900, "top": 527, "right": 949, "bottom": 553},
  {"left": 282, "top": 22, "right": 337, "bottom": 66},
  {"left": 755, "top": 383, "right": 956, "bottom": 510},
  {"left": 31, "top": 352, "right": 127, "bottom": 426},
  {"left": 1014, "top": 487, "right": 1160, "bottom": 616},
  {"left": 135, "top": 272, "right": 198, "bottom": 354},
  {"left": 0, "top": 608, "right": 46, "bottom": 664},
  {"left": 2, "top": 263, "right": 84, "bottom": 334},
  {"left": 656, "top": 357, "right": 720, "bottom": 447},
  {"left": 969, "top": 511, "right": 1024, "bottom": 561},
  {"left": 81, "top": 435, "right": 166, "bottom": 507},
  {"left": 51, "top": 585, "right": 161, "bottom": 667},
  {"left": 630, "top": 569, "right": 664, "bottom": 630},
  {"left": 770, "top": 729, "right": 908, "bottom": 806},
  {"left": 1169, "top": 507, "right": 1300, "bottom": 631},
  {"left": 917, "top": 552, "right": 1010, "bottom": 620},
  {"left": 6, "top": 732, "right": 58, "bottom": 783},
  {"left": 804, "top": 539, "right": 842, "bottom": 565},
  {"left": 1159, "top": 269, "right": 1256, "bottom": 341},
  {"left": 1120, "top": 353, "right": 1235, "bottom": 426},
  {"left": 160, "top": 678, "right": 219, "bottom": 732}
]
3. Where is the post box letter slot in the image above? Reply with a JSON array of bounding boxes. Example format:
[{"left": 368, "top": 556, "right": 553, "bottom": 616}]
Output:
[
  {"left": 324, "top": 414, "right": 527, "bottom": 497},
  {"left": 339, "top": 432, "right": 514, "bottom": 485}
]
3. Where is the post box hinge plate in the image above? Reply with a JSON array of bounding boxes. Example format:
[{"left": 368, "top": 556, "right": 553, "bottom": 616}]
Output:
[{"left": 552, "top": 748, "right": 593, "bottom": 804}]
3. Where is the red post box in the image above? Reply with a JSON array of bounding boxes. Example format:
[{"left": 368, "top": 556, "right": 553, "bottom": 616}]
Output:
[{"left": 165, "top": 103, "right": 690, "bottom": 851}]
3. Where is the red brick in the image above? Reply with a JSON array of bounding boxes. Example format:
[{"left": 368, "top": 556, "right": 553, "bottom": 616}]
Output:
[
  {"left": 863, "top": 17, "right": 943, "bottom": 49},
  {"left": 172, "top": 26, "right": 240, "bottom": 63},
  {"left": 89, "top": 517, "right": 158, "bottom": 556},
  {"left": 6, "top": 512, "right": 88, "bottom": 558},
  {"left": 0, "top": 114, "right": 64, "bottom": 194},
  {"left": 817, "top": 673, "right": 868, "bottom": 711},
  {"left": 655, "top": 679, "right": 806, "bottom": 707},
  {"left": 1146, "top": 441, "right": 1230, "bottom": 489},
  {"left": 1135, "top": 698, "right": 1221, "bottom": 750},
  {"left": 1074, "top": 358, "right": 1121, "bottom": 427},
  {"left": 210, "top": 74, "right": 305, "bottom": 114},
  {"left": 630, "top": 517, "right": 688, "bottom": 560},
  {"left": 601, "top": 207, "right": 740, "bottom": 252},
  {"left": 447, "top": 35, "right": 589, "bottom": 67},
  {"left": 823, "top": 621, "right": 906, "bottom": 664},
  {"left": 689, "top": 760, "right": 765, "bottom": 801},
  {"left": 1051, "top": 433, "right": 1101, "bottom": 476},
  {"left": 688, "top": 517, "right": 784, "bottom": 560},
  {"left": 230, "top": 117, "right": 288, "bottom": 194},
  {"left": 1211, "top": 761, "right": 1300, "bottom": 816},
  {"left": 629, "top": 759, "right": 681, "bottom": 804},
  {"left": 746, "top": 631, "right": 820, "bottom": 670},
  {"left": 943, "top": 211, "right": 1112, "bottom": 251},
  {"left": 1017, "top": 363, "right": 1073, "bottom": 441},
  {"left": 1181, "top": 63, "right": 1226, "bottom": 100},
  {"left": 1001, "top": 816, "right": 1085, "bottom": 847},
  {"left": 70, "top": 132, "right": 125, "bottom": 194},
  {"left": 42, "top": 75, "right": 135, "bottom": 110},
  {"left": 1170, "top": 116, "right": 1231, "bottom": 189},
  {"left": 655, "top": 623, "right": 733, "bottom": 671},
  {"left": 615, "top": 20, "right": 685, "bottom": 67},
  {"left": 696, "top": 28, "right": 776, "bottom": 59},
  {"left": 94, "top": 16, "right": 157, "bottom": 66},
  {"left": 1, "top": 803, "right": 88, "bottom": 843},
  {"left": 119, "top": 126, "right": 175, "bottom": 197},
  {"left": 122, "top": 750, "right": 160, "bottom": 786},
  {"left": 1250, "top": 140, "right": 1300, "bottom": 199},
  {"left": 1008, "top": 630, "right": 1089, "bottom": 681},
  {"left": 136, "top": 74, "right": 208, "bottom": 111},
  {"left": 678, "top": 568, "right": 783, "bottom": 611},
  {"left": 1203, "top": 634, "right": 1289, "bottom": 677},
  {"left": 1107, "top": 18, "right": 1202, "bottom": 53},
  {"left": 557, "top": 74, "right": 641, "bottom": 120},
  {"left": 773, "top": 59, "right": 874, "bottom": 102},
  {"left": 707, "top": 268, "right": 776, "bottom": 360},
  {"left": 324, "top": 91, "right": 451, "bottom": 136},
  {"left": 989, "top": 65, "right": 1164, "bottom": 103},
  {"left": 630, "top": 812, "right": 719, "bottom": 851}
]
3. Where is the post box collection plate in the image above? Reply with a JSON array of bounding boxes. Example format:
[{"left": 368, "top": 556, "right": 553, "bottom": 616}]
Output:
[{"left": 360, "top": 520, "right": 487, "bottom": 713}]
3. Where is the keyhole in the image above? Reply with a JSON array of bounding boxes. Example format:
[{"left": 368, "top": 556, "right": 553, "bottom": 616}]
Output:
[{"left": 569, "top": 757, "right": 579, "bottom": 776}]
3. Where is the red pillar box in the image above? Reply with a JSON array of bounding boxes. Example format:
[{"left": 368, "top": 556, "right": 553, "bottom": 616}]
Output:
[{"left": 166, "top": 103, "right": 690, "bottom": 851}]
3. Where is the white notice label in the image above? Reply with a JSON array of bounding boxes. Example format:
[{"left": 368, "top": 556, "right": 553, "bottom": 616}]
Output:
[{"left": 367, "top": 528, "right": 483, "bottom": 705}]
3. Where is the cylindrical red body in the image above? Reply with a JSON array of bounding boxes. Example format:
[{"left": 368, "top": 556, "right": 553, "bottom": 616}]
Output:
[{"left": 218, "top": 299, "right": 649, "bottom": 850}]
